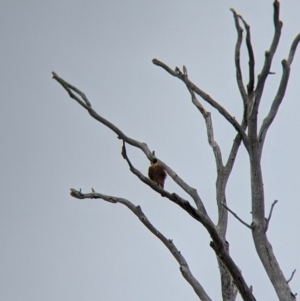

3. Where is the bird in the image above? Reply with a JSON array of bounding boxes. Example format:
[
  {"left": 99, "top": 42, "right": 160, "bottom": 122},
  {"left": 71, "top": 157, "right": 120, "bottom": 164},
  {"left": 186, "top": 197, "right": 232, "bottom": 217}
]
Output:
[{"left": 148, "top": 158, "right": 167, "bottom": 188}]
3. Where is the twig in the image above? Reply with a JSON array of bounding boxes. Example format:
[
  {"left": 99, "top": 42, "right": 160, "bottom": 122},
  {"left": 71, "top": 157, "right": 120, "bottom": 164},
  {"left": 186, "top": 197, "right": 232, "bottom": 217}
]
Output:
[
  {"left": 70, "top": 188, "right": 212, "bottom": 301},
  {"left": 221, "top": 202, "right": 252, "bottom": 229},
  {"left": 265, "top": 200, "right": 278, "bottom": 232},
  {"left": 286, "top": 269, "right": 297, "bottom": 284}
]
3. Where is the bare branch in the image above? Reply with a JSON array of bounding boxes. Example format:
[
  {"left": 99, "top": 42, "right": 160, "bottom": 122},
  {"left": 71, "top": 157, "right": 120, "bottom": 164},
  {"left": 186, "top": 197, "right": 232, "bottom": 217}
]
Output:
[
  {"left": 70, "top": 188, "right": 212, "bottom": 301},
  {"left": 152, "top": 59, "right": 249, "bottom": 150},
  {"left": 53, "top": 72, "right": 205, "bottom": 211},
  {"left": 230, "top": 9, "right": 248, "bottom": 107},
  {"left": 252, "top": 0, "right": 282, "bottom": 116},
  {"left": 221, "top": 202, "right": 252, "bottom": 229},
  {"left": 259, "top": 33, "right": 300, "bottom": 156},
  {"left": 234, "top": 12, "right": 256, "bottom": 97},
  {"left": 286, "top": 269, "right": 296, "bottom": 284},
  {"left": 52, "top": 72, "right": 91, "bottom": 109},
  {"left": 55, "top": 72, "right": 256, "bottom": 301},
  {"left": 258, "top": 60, "right": 290, "bottom": 156},
  {"left": 186, "top": 87, "right": 223, "bottom": 171},
  {"left": 52, "top": 72, "right": 150, "bottom": 153},
  {"left": 264, "top": 200, "right": 278, "bottom": 232},
  {"left": 287, "top": 33, "right": 300, "bottom": 65},
  {"left": 110, "top": 143, "right": 258, "bottom": 300},
  {"left": 121, "top": 141, "right": 209, "bottom": 217},
  {"left": 184, "top": 70, "right": 244, "bottom": 301}
]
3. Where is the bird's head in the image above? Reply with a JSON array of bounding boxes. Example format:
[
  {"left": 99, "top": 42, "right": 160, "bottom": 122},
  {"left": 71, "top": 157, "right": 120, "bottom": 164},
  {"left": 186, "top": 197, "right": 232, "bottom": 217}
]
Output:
[{"left": 151, "top": 158, "right": 158, "bottom": 165}]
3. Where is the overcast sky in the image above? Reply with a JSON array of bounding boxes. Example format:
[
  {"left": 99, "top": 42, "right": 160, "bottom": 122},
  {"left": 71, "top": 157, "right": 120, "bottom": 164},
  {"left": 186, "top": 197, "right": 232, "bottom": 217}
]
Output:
[{"left": 1, "top": 1, "right": 300, "bottom": 300}]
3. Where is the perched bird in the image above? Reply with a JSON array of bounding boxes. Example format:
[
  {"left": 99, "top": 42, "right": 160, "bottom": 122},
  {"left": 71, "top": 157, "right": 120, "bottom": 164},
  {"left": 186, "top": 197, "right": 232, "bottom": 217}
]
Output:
[{"left": 148, "top": 159, "right": 167, "bottom": 188}]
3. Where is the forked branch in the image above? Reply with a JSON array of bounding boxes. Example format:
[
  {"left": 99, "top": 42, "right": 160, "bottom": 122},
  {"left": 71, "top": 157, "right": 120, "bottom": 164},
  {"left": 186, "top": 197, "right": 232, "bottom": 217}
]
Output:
[
  {"left": 52, "top": 72, "right": 204, "bottom": 211},
  {"left": 230, "top": 8, "right": 248, "bottom": 107},
  {"left": 252, "top": 0, "right": 282, "bottom": 116},
  {"left": 265, "top": 200, "right": 278, "bottom": 232},
  {"left": 236, "top": 10, "right": 255, "bottom": 96},
  {"left": 152, "top": 59, "right": 249, "bottom": 150},
  {"left": 222, "top": 202, "right": 252, "bottom": 229},
  {"left": 70, "top": 188, "right": 212, "bottom": 301},
  {"left": 186, "top": 87, "right": 223, "bottom": 171},
  {"left": 121, "top": 141, "right": 207, "bottom": 215},
  {"left": 258, "top": 33, "right": 300, "bottom": 157}
]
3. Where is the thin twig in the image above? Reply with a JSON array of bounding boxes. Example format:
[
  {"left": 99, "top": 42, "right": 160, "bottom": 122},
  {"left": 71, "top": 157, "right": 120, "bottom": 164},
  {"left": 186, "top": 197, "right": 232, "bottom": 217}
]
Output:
[
  {"left": 286, "top": 269, "right": 297, "bottom": 283},
  {"left": 221, "top": 202, "right": 252, "bottom": 229},
  {"left": 286, "top": 269, "right": 297, "bottom": 284},
  {"left": 265, "top": 200, "right": 278, "bottom": 232},
  {"left": 70, "top": 188, "right": 212, "bottom": 301}
]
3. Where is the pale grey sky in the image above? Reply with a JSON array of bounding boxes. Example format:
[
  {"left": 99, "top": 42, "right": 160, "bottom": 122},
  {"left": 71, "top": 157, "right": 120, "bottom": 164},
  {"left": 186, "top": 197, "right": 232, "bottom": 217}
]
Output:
[{"left": 1, "top": 1, "right": 300, "bottom": 300}]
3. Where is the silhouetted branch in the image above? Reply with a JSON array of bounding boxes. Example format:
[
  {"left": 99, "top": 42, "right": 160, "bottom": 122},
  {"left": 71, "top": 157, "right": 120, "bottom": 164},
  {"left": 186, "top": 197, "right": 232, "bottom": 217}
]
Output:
[
  {"left": 222, "top": 202, "right": 252, "bottom": 229},
  {"left": 265, "top": 200, "right": 278, "bottom": 232},
  {"left": 286, "top": 269, "right": 296, "bottom": 284},
  {"left": 70, "top": 188, "right": 212, "bottom": 301}
]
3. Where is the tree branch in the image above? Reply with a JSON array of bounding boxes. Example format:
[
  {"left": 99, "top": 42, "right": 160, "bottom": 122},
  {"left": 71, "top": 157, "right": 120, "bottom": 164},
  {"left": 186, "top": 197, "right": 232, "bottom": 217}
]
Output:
[
  {"left": 222, "top": 202, "right": 252, "bottom": 229},
  {"left": 70, "top": 188, "right": 212, "bottom": 301},
  {"left": 152, "top": 59, "right": 249, "bottom": 150},
  {"left": 73, "top": 187, "right": 255, "bottom": 301},
  {"left": 286, "top": 269, "right": 296, "bottom": 284},
  {"left": 184, "top": 73, "right": 243, "bottom": 301},
  {"left": 252, "top": 0, "right": 282, "bottom": 117},
  {"left": 237, "top": 12, "right": 255, "bottom": 97},
  {"left": 53, "top": 72, "right": 205, "bottom": 211},
  {"left": 230, "top": 8, "right": 248, "bottom": 108},
  {"left": 287, "top": 33, "right": 300, "bottom": 65},
  {"left": 121, "top": 141, "right": 207, "bottom": 214},
  {"left": 52, "top": 72, "right": 149, "bottom": 153},
  {"left": 258, "top": 33, "right": 300, "bottom": 157},
  {"left": 54, "top": 73, "right": 256, "bottom": 301},
  {"left": 264, "top": 200, "right": 278, "bottom": 232},
  {"left": 186, "top": 87, "right": 223, "bottom": 171}
]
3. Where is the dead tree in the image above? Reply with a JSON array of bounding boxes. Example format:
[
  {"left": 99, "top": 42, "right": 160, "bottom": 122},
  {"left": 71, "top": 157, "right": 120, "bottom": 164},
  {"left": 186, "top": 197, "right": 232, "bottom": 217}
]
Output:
[{"left": 52, "top": 1, "right": 299, "bottom": 301}]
